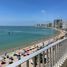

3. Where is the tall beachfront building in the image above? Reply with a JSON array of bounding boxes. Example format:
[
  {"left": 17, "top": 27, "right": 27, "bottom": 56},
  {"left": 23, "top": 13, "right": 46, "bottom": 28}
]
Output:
[
  {"left": 53, "top": 19, "right": 63, "bottom": 29},
  {"left": 62, "top": 21, "right": 67, "bottom": 30}
]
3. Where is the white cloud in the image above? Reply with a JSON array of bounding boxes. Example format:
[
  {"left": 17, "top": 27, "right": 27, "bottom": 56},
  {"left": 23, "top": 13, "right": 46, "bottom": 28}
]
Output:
[{"left": 41, "top": 10, "right": 46, "bottom": 13}]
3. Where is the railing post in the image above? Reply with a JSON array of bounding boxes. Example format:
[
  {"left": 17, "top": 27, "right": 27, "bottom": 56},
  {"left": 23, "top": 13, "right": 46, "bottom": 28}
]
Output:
[
  {"left": 32, "top": 56, "right": 37, "bottom": 67},
  {"left": 46, "top": 49, "right": 49, "bottom": 67},
  {"left": 18, "top": 64, "right": 21, "bottom": 67},
  {"left": 59, "top": 43, "right": 61, "bottom": 58},
  {"left": 18, "top": 55, "right": 21, "bottom": 67},
  {"left": 18, "top": 65, "right": 21, "bottom": 67},
  {"left": 55, "top": 44, "right": 57, "bottom": 63},
  {"left": 38, "top": 54, "right": 40, "bottom": 67},
  {"left": 42, "top": 51, "right": 45, "bottom": 67},
  {"left": 52, "top": 46, "right": 54, "bottom": 66},
  {"left": 54, "top": 45, "right": 57, "bottom": 64},
  {"left": 53, "top": 46, "right": 56, "bottom": 65},
  {"left": 26, "top": 60, "right": 29, "bottom": 67},
  {"left": 59, "top": 43, "right": 62, "bottom": 58},
  {"left": 56, "top": 43, "right": 60, "bottom": 66},
  {"left": 57, "top": 44, "right": 59, "bottom": 62},
  {"left": 49, "top": 48, "right": 52, "bottom": 67}
]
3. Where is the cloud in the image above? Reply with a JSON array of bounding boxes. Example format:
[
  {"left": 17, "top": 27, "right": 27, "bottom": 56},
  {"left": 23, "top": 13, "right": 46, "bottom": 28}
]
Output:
[{"left": 41, "top": 10, "right": 46, "bottom": 13}]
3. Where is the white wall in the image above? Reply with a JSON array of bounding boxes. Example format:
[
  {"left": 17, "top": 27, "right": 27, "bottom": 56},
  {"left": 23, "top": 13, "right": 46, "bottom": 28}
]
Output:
[{"left": 63, "top": 22, "right": 67, "bottom": 29}]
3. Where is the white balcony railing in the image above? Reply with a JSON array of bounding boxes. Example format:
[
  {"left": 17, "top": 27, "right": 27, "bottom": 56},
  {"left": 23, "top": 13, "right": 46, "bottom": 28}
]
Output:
[{"left": 6, "top": 37, "right": 67, "bottom": 67}]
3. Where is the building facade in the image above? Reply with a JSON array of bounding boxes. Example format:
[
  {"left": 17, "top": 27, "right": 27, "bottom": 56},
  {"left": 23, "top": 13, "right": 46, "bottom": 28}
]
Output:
[
  {"left": 62, "top": 22, "right": 67, "bottom": 30},
  {"left": 36, "top": 24, "right": 48, "bottom": 28},
  {"left": 53, "top": 19, "right": 63, "bottom": 29}
]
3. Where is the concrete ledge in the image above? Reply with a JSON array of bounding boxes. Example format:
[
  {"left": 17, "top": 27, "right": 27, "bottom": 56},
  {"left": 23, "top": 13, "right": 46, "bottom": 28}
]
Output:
[
  {"left": 53, "top": 53, "right": 67, "bottom": 67},
  {"left": 61, "top": 59, "right": 67, "bottom": 67}
]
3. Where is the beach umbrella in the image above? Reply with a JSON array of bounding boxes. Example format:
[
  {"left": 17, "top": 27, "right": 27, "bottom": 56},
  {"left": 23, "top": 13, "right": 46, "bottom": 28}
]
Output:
[
  {"left": 13, "top": 54, "right": 18, "bottom": 56},
  {"left": 20, "top": 50, "right": 25, "bottom": 55}
]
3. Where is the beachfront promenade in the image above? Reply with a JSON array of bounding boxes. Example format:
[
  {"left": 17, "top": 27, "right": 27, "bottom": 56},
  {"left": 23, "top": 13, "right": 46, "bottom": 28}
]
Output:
[{"left": 6, "top": 36, "right": 67, "bottom": 67}]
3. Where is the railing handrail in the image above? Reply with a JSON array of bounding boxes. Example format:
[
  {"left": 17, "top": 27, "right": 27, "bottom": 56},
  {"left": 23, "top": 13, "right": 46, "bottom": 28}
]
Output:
[{"left": 6, "top": 37, "right": 67, "bottom": 67}]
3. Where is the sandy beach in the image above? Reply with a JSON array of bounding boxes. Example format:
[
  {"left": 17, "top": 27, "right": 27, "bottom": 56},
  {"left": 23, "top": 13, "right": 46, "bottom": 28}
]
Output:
[{"left": 0, "top": 29, "right": 66, "bottom": 67}]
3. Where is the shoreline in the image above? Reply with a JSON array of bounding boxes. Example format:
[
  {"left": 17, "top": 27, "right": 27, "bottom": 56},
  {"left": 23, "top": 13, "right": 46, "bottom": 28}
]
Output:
[{"left": 0, "top": 28, "right": 60, "bottom": 55}]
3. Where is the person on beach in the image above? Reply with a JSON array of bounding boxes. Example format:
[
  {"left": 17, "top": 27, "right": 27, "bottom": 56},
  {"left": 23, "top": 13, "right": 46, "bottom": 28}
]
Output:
[
  {"left": 4, "top": 52, "right": 7, "bottom": 56},
  {"left": 17, "top": 54, "right": 21, "bottom": 60},
  {"left": 42, "top": 42, "right": 44, "bottom": 47}
]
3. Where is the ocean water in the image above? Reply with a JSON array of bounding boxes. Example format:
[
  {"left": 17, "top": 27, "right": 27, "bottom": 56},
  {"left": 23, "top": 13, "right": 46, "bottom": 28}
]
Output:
[{"left": 0, "top": 26, "right": 57, "bottom": 51}]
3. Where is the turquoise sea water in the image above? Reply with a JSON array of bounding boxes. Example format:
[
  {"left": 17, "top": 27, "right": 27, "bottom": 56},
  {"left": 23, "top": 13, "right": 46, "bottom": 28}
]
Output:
[{"left": 0, "top": 26, "right": 57, "bottom": 51}]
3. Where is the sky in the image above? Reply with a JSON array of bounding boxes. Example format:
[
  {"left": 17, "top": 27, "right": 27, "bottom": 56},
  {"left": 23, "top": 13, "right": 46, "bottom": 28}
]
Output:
[{"left": 0, "top": 0, "right": 67, "bottom": 26}]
